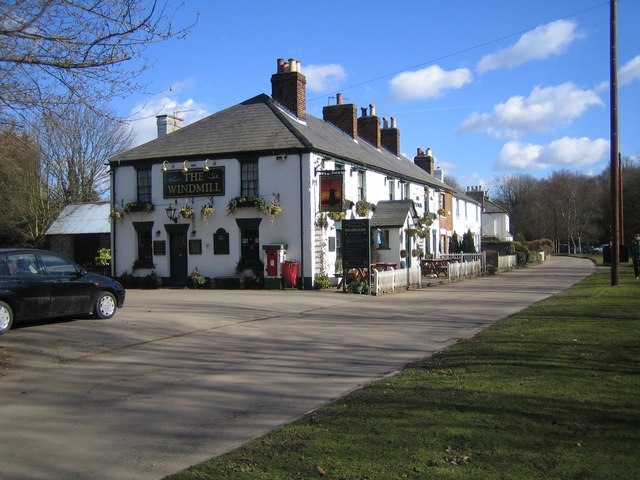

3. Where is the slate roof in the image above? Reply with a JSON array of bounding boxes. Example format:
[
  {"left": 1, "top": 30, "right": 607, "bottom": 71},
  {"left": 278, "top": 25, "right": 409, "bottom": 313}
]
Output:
[
  {"left": 111, "top": 94, "right": 451, "bottom": 191},
  {"left": 370, "top": 200, "right": 417, "bottom": 228},
  {"left": 45, "top": 201, "right": 110, "bottom": 235},
  {"left": 483, "top": 197, "right": 508, "bottom": 214}
]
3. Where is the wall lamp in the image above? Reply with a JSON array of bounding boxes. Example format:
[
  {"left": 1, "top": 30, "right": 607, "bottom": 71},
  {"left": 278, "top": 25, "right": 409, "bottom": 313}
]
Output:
[
  {"left": 203, "top": 159, "right": 210, "bottom": 172},
  {"left": 161, "top": 160, "right": 169, "bottom": 172},
  {"left": 165, "top": 200, "right": 178, "bottom": 223},
  {"left": 182, "top": 160, "right": 192, "bottom": 172}
]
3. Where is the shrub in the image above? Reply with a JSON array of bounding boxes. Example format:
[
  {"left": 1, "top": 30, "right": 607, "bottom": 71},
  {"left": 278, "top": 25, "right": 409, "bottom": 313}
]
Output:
[{"left": 313, "top": 273, "right": 331, "bottom": 290}]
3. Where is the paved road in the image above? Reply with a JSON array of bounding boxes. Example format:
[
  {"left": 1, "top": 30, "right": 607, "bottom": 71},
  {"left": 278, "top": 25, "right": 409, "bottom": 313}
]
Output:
[{"left": 0, "top": 256, "right": 594, "bottom": 480}]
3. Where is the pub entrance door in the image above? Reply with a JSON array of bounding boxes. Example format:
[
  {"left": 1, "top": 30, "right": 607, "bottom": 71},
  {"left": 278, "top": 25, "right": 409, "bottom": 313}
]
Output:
[
  {"left": 169, "top": 232, "right": 188, "bottom": 286},
  {"left": 240, "top": 227, "right": 260, "bottom": 262}
]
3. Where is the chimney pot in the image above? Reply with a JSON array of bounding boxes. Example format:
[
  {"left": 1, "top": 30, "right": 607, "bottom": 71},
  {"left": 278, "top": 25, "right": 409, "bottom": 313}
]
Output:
[
  {"left": 369, "top": 104, "right": 376, "bottom": 116},
  {"left": 426, "top": 147, "right": 433, "bottom": 157},
  {"left": 390, "top": 117, "right": 397, "bottom": 128},
  {"left": 336, "top": 93, "right": 343, "bottom": 105},
  {"left": 383, "top": 117, "right": 388, "bottom": 128},
  {"left": 417, "top": 148, "right": 424, "bottom": 155}
]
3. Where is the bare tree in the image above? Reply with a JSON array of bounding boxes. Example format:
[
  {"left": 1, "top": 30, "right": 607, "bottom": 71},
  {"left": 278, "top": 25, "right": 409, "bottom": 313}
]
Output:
[
  {"left": 0, "top": 129, "right": 59, "bottom": 247},
  {"left": 0, "top": 0, "right": 195, "bottom": 125},
  {"left": 37, "top": 103, "right": 135, "bottom": 203}
]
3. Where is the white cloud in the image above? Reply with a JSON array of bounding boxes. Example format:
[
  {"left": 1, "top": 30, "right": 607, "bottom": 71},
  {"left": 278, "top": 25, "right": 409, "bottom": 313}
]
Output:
[
  {"left": 478, "top": 20, "right": 582, "bottom": 73},
  {"left": 303, "top": 64, "right": 347, "bottom": 92},
  {"left": 387, "top": 65, "right": 472, "bottom": 102},
  {"left": 495, "top": 137, "right": 610, "bottom": 170},
  {"left": 129, "top": 96, "right": 210, "bottom": 146},
  {"left": 619, "top": 55, "right": 640, "bottom": 86},
  {"left": 459, "top": 82, "right": 603, "bottom": 138}
]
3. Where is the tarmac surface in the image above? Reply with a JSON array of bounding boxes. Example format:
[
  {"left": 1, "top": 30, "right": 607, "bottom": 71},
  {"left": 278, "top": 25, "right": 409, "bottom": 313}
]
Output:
[{"left": 0, "top": 256, "right": 594, "bottom": 480}]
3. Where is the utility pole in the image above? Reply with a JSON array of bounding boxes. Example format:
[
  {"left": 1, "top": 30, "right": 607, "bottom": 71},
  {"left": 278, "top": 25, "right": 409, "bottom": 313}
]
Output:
[{"left": 610, "top": 0, "right": 620, "bottom": 286}]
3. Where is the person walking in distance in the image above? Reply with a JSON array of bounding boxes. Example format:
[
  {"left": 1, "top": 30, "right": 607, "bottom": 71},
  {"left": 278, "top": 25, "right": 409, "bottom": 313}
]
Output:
[{"left": 630, "top": 233, "right": 640, "bottom": 279}]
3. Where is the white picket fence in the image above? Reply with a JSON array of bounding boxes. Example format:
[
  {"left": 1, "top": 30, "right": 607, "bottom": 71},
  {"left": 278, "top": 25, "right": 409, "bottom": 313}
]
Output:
[
  {"left": 497, "top": 254, "right": 517, "bottom": 270},
  {"left": 448, "top": 260, "right": 482, "bottom": 281},
  {"left": 372, "top": 266, "right": 422, "bottom": 294},
  {"left": 438, "top": 252, "right": 487, "bottom": 272}
]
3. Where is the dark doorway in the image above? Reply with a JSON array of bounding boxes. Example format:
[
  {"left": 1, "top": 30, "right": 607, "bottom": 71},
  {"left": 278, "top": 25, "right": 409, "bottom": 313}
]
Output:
[
  {"left": 240, "top": 227, "right": 260, "bottom": 261},
  {"left": 169, "top": 232, "right": 188, "bottom": 286}
]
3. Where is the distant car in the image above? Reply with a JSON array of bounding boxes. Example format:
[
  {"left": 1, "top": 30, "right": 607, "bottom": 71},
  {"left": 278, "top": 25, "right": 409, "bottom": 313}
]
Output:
[
  {"left": 592, "top": 244, "right": 608, "bottom": 254},
  {"left": 0, "top": 249, "right": 125, "bottom": 334}
]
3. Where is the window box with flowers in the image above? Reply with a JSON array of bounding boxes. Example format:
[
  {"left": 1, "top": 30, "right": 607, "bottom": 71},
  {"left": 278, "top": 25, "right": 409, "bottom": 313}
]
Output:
[
  {"left": 124, "top": 201, "right": 154, "bottom": 213},
  {"left": 227, "top": 195, "right": 267, "bottom": 215}
]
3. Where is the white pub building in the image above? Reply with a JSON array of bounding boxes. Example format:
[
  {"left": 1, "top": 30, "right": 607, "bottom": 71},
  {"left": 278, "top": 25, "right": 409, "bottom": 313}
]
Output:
[{"left": 109, "top": 58, "right": 480, "bottom": 288}]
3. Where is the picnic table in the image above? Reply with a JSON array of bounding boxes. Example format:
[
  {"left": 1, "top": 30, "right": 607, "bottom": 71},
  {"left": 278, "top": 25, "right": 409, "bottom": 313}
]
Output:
[{"left": 421, "top": 258, "right": 455, "bottom": 277}]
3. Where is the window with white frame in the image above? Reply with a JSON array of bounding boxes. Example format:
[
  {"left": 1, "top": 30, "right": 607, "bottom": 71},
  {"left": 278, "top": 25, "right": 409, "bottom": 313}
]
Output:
[
  {"left": 388, "top": 179, "right": 395, "bottom": 200},
  {"left": 402, "top": 182, "right": 410, "bottom": 200},
  {"left": 241, "top": 160, "right": 259, "bottom": 197},
  {"left": 357, "top": 170, "right": 366, "bottom": 201},
  {"left": 136, "top": 167, "right": 151, "bottom": 203}
]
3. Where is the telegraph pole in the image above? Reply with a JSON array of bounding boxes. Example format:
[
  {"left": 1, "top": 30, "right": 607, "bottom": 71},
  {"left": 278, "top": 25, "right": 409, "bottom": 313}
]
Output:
[{"left": 610, "top": 0, "right": 620, "bottom": 286}]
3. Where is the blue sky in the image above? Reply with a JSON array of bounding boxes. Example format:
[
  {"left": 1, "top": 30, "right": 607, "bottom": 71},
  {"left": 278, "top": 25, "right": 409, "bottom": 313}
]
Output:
[{"left": 111, "top": 0, "right": 640, "bottom": 190}]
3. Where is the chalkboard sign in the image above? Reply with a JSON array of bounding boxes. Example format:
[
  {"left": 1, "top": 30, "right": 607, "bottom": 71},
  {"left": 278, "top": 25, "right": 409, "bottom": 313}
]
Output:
[
  {"left": 189, "top": 239, "right": 202, "bottom": 255},
  {"left": 213, "top": 228, "right": 229, "bottom": 255},
  {"left": 153, "top": 240, "right": 166, "bottom": 256},
  {"left": 342, "top": 219, "right": 370, "bottom": 269}
]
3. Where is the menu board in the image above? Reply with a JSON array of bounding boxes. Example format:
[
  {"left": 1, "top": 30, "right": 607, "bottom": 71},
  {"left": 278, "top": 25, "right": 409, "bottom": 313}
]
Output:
[{"left": 342, "top": 219, "right": 370, "bottom": 269}]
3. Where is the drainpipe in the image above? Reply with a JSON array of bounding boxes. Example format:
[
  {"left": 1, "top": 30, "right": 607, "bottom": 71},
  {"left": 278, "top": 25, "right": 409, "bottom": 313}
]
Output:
[
  {"left": 298, "top": 153, "right": 305, "bottom": 289},
  {"left": 110, "top": 163, "right": 117, "bottom": 277}
]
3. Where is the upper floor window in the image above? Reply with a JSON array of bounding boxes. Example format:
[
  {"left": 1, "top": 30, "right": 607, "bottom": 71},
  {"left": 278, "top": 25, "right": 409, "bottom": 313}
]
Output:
[
  {"left": 388, "top": 179, "right": 395, "bottom": 200},
  {"left": 241, "top": 160, "right": 259, "bottom": 197},
  {"left": 357, "top": 170, "right": 366, "bottom": 201},
  {"left": 402, "top": 182, "right": 410, "bottom": 200},
  {"left": 439, "top": 193, "right": 445, "bottom": 210},
  {"left": 137, "top": 167, "right": 151, "bottom": 203},
  {"left": 456, "top": 199, "right": 460, "bottom": 217}
]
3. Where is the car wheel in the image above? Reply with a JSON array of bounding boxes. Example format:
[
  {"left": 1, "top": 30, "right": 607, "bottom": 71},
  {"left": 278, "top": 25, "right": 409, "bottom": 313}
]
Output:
[
  {"left": 0, "top": 301, "right": 14, "bottom": 334},
  {"left": 94, "top": 292, "right": 117, "bottom": 319}
]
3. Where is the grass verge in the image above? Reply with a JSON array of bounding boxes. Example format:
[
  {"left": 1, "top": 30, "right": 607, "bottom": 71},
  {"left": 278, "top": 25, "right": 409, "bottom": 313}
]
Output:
[{"left": 167, "top": 264, "right": 640, "bottom": 480}]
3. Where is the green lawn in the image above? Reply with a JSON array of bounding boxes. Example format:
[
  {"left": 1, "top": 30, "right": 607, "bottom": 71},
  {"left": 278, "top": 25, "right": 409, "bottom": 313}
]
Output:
[{"left": 167, "top": 263, "right": 640, "bottom": 480}]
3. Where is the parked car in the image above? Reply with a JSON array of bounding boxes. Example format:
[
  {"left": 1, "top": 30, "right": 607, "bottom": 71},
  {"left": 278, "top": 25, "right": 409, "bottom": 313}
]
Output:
[{"left": 0, "top": 249, "right": 125, "bottom": 334}]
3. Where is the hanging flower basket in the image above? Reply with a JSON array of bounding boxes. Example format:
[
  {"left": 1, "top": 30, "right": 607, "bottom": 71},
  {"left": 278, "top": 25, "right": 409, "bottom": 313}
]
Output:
[
  {"left": 201, "top": 206, "right": 215, "bottom": 217},
  {"left": 437, "top": 208, "right": 447, "bottom": 217},
  {"left": 109, "top": 210, "right": 123, "bottom": 220},
  {"left": 179, "top": 207, "right": 194, "bottom": 219},
  {"left": 405, "top": 227, "right": 418, "bottom": 237},
  {"left": 328, "top": 211, "right": 346, "bottom": 221},
  {"left": 355, "top": 200, "right": 375, "bottom": 217}
]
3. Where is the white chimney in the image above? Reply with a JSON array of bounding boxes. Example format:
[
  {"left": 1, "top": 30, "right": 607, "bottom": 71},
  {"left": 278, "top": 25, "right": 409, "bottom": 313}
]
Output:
[
  {"left": 434, "top": 167, "right": 444, "bottom": 182},
  {"left": 156, "top": 115, "right": 183, "bottom": 138}
]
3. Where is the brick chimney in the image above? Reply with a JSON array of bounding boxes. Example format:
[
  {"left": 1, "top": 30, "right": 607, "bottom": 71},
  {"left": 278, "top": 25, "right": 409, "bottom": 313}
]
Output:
[
  {"left": 381, "top": 117, "right": 400, "bottom": 155},
  {"left": 466, "top": 185, "right": 488, "bottom": 204},
  {"left": 357, "top": 104, "right": 381, "bottom": 148},
  {"left": 156, "top": 114, "right": 183, "bottom": 138},
  {"left": 322, "top": 93, "right": 358, "bottom": 138},
  {"left": 414, "top": 147, "right": 435, "bottom": 175},
  {"left": 271, "top": 58, "right": 307, "bottom": 120}
]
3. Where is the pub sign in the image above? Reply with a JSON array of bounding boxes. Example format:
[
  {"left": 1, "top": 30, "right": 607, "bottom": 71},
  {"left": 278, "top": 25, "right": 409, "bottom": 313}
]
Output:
[
  {"left": 163, "top": 166, "right": 225, "bottom": 198},
  {"left": 319, "top": 173, "right": 343, "bottom": 212}
]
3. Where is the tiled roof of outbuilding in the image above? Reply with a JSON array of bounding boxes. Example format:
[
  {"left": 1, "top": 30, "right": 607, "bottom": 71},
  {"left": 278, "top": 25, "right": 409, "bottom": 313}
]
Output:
[
  {"left": 370, "top": 200, "right": 417, "bottom": 228},
  {"left": 111, "top": 94, "right": 451, "bottom": 191}
]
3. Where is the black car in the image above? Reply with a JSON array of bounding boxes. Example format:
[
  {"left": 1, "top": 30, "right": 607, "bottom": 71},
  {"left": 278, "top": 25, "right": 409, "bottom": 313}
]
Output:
[{"left": 0, "top": 249, "right": 125, "bottom": 334}]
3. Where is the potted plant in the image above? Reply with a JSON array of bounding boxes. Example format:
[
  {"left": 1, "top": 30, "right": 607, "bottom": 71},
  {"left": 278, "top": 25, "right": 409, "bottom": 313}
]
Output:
[
  {"left": 187, "top": 268, "right": 206, "bottom": 289},
  {"left": 180, "top": 207, "right": 194, "bottom": 218}
]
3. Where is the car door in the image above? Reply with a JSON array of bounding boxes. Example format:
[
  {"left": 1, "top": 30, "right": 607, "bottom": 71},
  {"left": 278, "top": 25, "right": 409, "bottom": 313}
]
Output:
[
  {"left": 38, "top": 252, "right": 93, "bottom": 317},
  {"left": 3, "top": 252, "right": 52, "bottom": 320}
]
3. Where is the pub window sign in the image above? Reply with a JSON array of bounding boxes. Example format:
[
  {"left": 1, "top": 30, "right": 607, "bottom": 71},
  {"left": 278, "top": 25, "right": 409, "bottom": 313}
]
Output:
[
  {"left": 163, "top": 166, "right": 225, "bottom": 198},
  {"left": 319, "top": 173, "right": 343, "bottom": 212}
]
